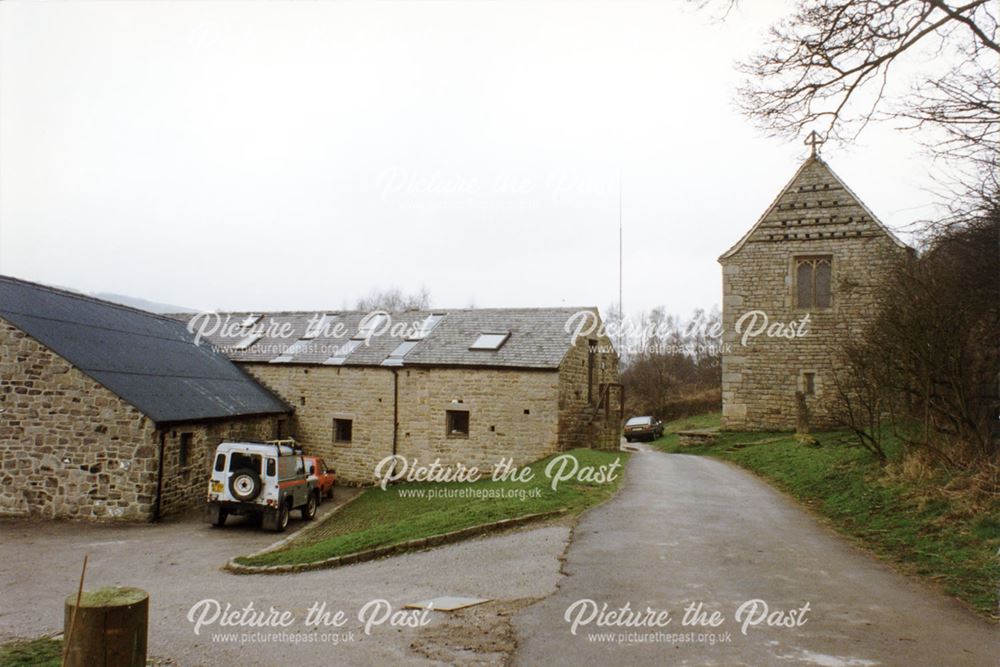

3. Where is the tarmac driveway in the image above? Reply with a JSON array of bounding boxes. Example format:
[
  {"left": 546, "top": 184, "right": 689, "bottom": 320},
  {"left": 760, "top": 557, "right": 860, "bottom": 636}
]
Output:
[
  {"left": 512, "top": 448, "right": 999, "bottom": 666},
  {"left": 3, "top": 453, "right": 997, "bottom": 666},
  {"left": 0, "top": 488, "right": 571, "bottom": 666}
]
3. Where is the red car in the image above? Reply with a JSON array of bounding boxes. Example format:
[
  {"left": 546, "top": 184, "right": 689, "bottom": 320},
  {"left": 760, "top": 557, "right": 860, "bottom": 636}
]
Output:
[{"left": 304, "top": 456, "right": 336, "bottom": 501}]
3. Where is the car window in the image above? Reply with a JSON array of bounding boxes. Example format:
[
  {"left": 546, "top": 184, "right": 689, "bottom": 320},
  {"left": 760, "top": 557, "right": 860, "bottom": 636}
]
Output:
[
  {"left": 214, "top": 453, "right": 226, "bottom": 472},
  {"left": 319, "top": 460, "right": 328, "bottom": 474},
  {"left": 266, "top": 458, "right": 276, "bottom": 477},
  {"left": 229, "top": 452, "right": 261, "bottom": 473},
  {"left": 625, "top": 417, "right": 651, "bottom": 426},
  {"left": 295, "top": 456, "right": 305, "bottom": 476},
  {"left": 278, "top": 456, "right": 297, "bottom": 480}
]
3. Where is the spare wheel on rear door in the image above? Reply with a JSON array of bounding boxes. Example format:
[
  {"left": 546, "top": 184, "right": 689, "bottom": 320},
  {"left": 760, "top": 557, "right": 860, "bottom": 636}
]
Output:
[{"left": 230, "top": 469, "right": 262, "bottom": 501}]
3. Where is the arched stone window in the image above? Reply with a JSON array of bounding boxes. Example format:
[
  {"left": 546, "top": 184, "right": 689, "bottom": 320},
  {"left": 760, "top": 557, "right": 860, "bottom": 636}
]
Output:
[{"left": 795, "top": 256, "right": 832, "bottom": 308}]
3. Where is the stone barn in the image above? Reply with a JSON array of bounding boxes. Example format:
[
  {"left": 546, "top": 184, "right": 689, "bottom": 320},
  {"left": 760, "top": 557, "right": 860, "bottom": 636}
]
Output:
[
  {"left": 194, "top": 308, "right": 623, "bottom": 483},
  {"left": 0, "top": 276, "right": 291, "bottom": 520},
  {"left": 719, "top": 155, "right": 911, "bottom": 431}
]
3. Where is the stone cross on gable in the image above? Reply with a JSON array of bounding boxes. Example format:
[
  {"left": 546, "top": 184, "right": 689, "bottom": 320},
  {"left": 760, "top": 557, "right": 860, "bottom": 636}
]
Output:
[{"left": 804, "top": 130, "right": 826, "bottom": 157}]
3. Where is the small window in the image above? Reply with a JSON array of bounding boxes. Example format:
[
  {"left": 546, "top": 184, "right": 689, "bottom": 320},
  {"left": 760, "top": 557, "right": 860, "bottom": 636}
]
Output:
[
  {"left": 446, "top": 410, "right": 470, "bottom": 437},
  {"left": 803, "top": 372, "right": 816, "bottom": 395},
  {"left": 302, "top": 314, "right": 337, "bottom": 340},
  {"left": 333, "top": 418, "right": 353, "bottom": 443},
  {"left": 278, "top": 456, "right": 296, "bottom": 480},
  {"left": 411, "top": 314, "right": 444, "bottom": 339},
  {"left": 324, "top": 339, "right": 362, "bottom": 365},
  {"left": 179, "top": 433, "right": 193, "bottom": 468},
  {"left": 470, "top": 332, "right": 510, "bottom": 350},
  {"left": 276, "top": 418, "right": 287, "bottom": 439},
  {"left": 270, "top": 339, "right": 311, "bottom": 363},
  {"left": 214, "top": 453, "right": 226, "bottom": 472},
  {"left": 233, "top": 333, "right": 263, "bottom": 351},
  {"left": 229, "top": 452, "right": 261, "bottom": 474},
  {"left": 794, "top": 256, "right": 832, "bottom": 309},
  {"left": 357, "top": 313, "right": 390, "bottom": 337},
  {"left": 266, "top": 458, "right": 276, "bottom": 477},
  {"left": 381, "top": 340, "right": 418, "bottom": 366},
  {"left": 240, "top": 314, "right": 262, "bottom": 328}
]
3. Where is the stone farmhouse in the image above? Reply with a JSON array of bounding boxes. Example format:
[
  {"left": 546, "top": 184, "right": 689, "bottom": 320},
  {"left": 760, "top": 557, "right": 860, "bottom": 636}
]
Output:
[
  {"left": 0, "top": 275, "right": 622, "bottom": 521},
  {"left": 719, "top": 155, "right": 911, "bottom": 431},
  {"left": 196, "top": 308, "right": 622, "bottom": 483},
  {"left": 0, "top": 276, "right": 291, "bottom": 521}
]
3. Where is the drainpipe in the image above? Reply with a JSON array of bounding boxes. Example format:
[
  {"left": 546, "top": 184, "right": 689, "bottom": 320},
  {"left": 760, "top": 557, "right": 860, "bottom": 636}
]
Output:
[
  {"left": 392, "top": 368, "right": 399, "bottom": 459},
  {"left": 153, "top": 430, "right": 166, "bottom": 522}
]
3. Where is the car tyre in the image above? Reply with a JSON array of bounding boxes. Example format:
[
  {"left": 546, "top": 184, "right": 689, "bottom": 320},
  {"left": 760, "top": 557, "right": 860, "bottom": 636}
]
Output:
[
  {"left": 275, "top": 502, "right": 290, "bottom": 532},
  {"left": 301, "top": 492, "right": 318, "bottom": 521},
  {"left": 326, "top": 486, "right": 334, "bottom": 500}
]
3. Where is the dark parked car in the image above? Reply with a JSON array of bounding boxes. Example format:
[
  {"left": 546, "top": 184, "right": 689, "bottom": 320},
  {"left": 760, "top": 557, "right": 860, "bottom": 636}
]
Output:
[{"left": 624, "top": 416, "right": 664, "bottom": 442}]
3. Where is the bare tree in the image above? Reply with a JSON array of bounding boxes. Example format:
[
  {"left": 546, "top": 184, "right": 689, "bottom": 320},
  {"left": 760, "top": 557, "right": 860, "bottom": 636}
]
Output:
[
  {"left": 832, "top": 195, "right": 999, "bottom": 469},
  {"left": 355, "top": 286, "right": 431, "bottom": 311},
  {"left": 619, "top": 308, "right": 723, "bottom": 419},
  {"left": 721, "top": 0, "right": 998, "bottom": 171},
  {"left": 830, "top": 334, "right": 893, "bottom": 462}
]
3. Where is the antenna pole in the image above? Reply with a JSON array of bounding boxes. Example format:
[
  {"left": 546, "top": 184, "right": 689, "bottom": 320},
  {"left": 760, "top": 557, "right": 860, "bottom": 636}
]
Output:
[{"left": 618, "top": 171, "right": 623, "bottom": 356}]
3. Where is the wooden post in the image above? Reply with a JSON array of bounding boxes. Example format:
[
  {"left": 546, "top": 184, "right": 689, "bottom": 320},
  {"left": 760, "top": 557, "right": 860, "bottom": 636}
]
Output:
[{"left": 63, "top": 587, "right": 148, "bottom": 667}]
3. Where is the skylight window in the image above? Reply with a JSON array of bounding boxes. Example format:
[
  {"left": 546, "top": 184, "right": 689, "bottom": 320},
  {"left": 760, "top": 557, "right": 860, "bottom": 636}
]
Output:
[
  {"left": 240, "top": 314, "right": 262, "bottom": 328},
  {"left": 410, "top": 314, "right": 444, "bottom": 340},
  {"left": 323, "top": 339, "right": 362, "bottom": 365},
  {"left": 302, "top": 314, "right": 337, "bottom": 340},
  {"left": 470, "top": 332, "right": 510, "bottom": 350},
  {"left": 357, "top": 313, "right": 389, "bottom": 338},
  {"left": 270, "top": 339, "right": 311, "bottom": 363},
  {"left": 381, "top": 340, "right": 418, "bottom": 366},
  {"left": 233, "top": 333, "right": 263, "bottom": 351}
]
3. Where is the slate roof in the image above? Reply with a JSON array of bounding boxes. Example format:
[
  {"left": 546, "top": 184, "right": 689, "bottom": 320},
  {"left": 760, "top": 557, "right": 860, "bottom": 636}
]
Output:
[
  {"left": 0, "top": 276, "right": 290, "bottom": 424},
  {"left": 181, "top": 307, "right": 603, "bottom": 370}
]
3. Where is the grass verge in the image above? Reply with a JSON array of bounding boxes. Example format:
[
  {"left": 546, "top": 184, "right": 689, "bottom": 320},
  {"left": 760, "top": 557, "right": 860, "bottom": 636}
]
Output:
[
  {"left": 236, "top": 448, "right": 628, "bottom": 567},
  {"left": 653, "top": 413, "right": 1000, "bottom": 619},
  {"left": 0, "top": 638, "right": 62, "bottom": 667}
]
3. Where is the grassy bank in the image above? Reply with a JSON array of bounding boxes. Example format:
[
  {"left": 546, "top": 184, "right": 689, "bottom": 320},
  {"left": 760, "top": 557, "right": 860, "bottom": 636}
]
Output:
[
  {"left": 237, "top": 448, "right": 628, "bottom": 567},
  {"left": 0, "top": 638, "right": 61, "bottom": 667},
  {"left": 654, "top": 413, "right": 1000, "bottom": 619}
]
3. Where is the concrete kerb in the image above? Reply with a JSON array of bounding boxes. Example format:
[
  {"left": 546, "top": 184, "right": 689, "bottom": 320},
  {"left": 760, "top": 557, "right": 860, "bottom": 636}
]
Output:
[
  {"left": 224, "top": 509, "right": 568, "bottom": 575},
  {"left": 249, "top": 490, "right": 367, "bottom": 558}
]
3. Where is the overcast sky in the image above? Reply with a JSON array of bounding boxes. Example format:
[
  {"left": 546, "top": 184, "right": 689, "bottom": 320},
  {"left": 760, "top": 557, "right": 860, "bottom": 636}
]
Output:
[{"left": 0, "top": 1, "right": 944, "bottom": 317}]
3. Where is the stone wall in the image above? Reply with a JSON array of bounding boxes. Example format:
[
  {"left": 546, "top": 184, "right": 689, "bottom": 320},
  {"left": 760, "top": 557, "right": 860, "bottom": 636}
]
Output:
[
  {"left": 396, "top": 366, "right": 560, "bottom": 471},
  {"left": 719, "top": 157, "right": 910, "bottom": 431},
  {"left": 0, "top": 318, "right": 158, "bottom": 520},
  {"left": 243, "top": 363, "right": 563, "bottom": 483},
  {"left": 241, "top": 364, "right": 396, "bottom": 483},
  {"left": 558, "top": 333, "right": 622, "bottom": 451},
  {"left": 0, "top": 317, "right": 287, "bottom": 521}
]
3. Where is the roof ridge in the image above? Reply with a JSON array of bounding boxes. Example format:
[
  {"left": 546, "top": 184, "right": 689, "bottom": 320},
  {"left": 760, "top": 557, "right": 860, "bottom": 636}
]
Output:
[
  {"left": 0, "top": 274, "right": 181, "bottom": 324},
  {"left": 186, "top": 306, "right": 596, "bottom": 316}
]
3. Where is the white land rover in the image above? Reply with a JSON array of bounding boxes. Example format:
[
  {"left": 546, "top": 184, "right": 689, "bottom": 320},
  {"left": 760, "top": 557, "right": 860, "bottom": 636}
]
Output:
[{"left": 205, "top": 440, "right": 320, "bottom": 532}]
